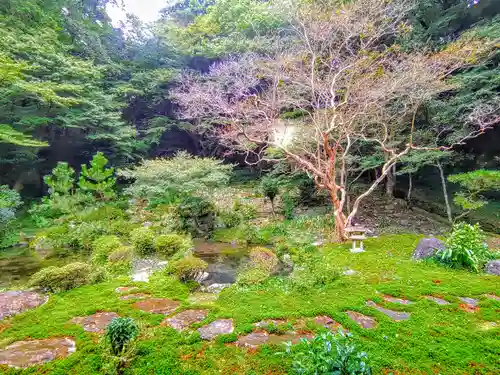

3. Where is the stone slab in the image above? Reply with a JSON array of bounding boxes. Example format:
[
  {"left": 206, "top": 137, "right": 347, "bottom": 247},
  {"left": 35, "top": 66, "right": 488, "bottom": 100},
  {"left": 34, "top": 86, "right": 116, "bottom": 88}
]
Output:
[
  {"left": 366, "top": 301, "right": 410, "bottom": 321},
  {"left": 70, "top": 312, "right": 119, "bottom": 333},
  {"left": 425, "top": 296, "right": 450, "bottom": 305},
  {"left": 198, "top": 319, "right": 234, "bottom": 340},
  {"left": 164, "top": 309, "right": 208, "bottom": 331},
  {"left": 133, "top": 298, "right": 180, "bottom": 315},
  {"left": 345, "top": 311, "right": 377, "bottom": 329},
  {"left": 0, "top": 291, "right": 47, "bottom": 320}
]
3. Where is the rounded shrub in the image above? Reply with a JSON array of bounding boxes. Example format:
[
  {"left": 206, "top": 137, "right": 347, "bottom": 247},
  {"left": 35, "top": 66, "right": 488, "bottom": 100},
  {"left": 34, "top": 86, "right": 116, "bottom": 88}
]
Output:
[
  {"left": 167, "top": 255, "right": 208, "bottom": 282},
  {"left": 249, "top": 247, "right": 279, "bottom": 273},
  {"left": 236, "top": 267, "right": 270, "bottom": 286},
  {"left": 154, "top": 234, "right": 192, "bottom": 257},
  {"left": 130, "top": 227, "right": 155, "bottom": 256},
  {"left": 106, "top": 317, "right": 139, "bottom": 355},
  {"left": 28, "top": 262, "right": 94, "bottom": 292},
  {"left": 219, "top": 210, "right": 241, "bottom": 228},
  {"left": 106, "top": 246, "right": 133, "bottom": 275},
  {"left": 91, "top": 235, "right": 122, "bottom": 265}
]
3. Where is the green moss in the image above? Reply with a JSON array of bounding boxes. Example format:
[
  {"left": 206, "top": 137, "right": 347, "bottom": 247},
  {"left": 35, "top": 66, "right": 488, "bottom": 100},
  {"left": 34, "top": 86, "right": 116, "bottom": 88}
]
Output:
[{"left": 2, "top": 234, "right": 499, "bottom": 374}]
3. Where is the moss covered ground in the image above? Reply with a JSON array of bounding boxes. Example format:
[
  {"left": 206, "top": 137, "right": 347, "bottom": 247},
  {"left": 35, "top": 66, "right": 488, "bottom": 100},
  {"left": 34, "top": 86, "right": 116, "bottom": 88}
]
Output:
[{"left": 0, "top": 234, "right": 499, "bottom": 374}]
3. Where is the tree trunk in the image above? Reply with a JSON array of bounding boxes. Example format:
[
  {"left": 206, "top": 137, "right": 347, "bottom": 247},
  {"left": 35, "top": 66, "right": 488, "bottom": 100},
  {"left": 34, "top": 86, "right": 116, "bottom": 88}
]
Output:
[
  {"left": 328, "top": 188, "right": 347, "bottom": 242},
  {"left": 436, "top": 161, "right": 453, "bottom": 224},
  {"left": 407, "top": 173, "right": 412, "bottom": 202},
  {"left": 386, "top": 164, "right": 396, "bottom": 197}
]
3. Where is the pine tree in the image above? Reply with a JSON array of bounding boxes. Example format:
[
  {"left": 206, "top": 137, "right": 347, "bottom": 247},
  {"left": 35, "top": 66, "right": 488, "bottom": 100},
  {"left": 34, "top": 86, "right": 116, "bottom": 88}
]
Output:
[
  {"left": 78, "top": 152, "right": 116, "bottom": 200},
  {"left": 43, "top": 162, "right": 76, "bottom": 196}
]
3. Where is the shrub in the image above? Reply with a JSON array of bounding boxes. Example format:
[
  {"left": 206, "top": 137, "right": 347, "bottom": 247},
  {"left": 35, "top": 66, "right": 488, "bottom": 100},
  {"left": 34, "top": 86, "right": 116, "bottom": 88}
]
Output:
[
  {"left": 236, "top": 267, "right": 270, "bottom": 286},
  {"left": 28, "top": 262, "right": 94, "bottom": 292},
  {"left": 234, "top": 200, "right": 257, "bottom": 220},
  {"left": 219, "top": 210, "right": 241, "bottom": 228},
  {"left": 282, "top": 191, "right": 295, "bottom": 220},
  {"left": 78, "top": 152, "right": 116, "bottom": 200},
  {"left": 437, "top": 222, "right": 491, "bottom": 272},
  {"left": 261, "top": 176, "right": 279, "bottom": 215},
  {"left": 105, "top": 317, "right": 139, "bottom": 355},
  {"left": 43, "top": 162, "right": 75, "bottom": 196},
  {"left": 290, "top": 256, "right": 340, "bottom": 290},
  {"left": 283, "top": 331, "right": 372, "bottom": 375},
  {"left": 167, "top": 255, "right": 208, "bottom": 282},
  {"left": 130, "top": 227, "right": 155, "bottom": 256},
  {"left": 249, "top": 247, "right": 279, "bottom": 273},
  {"left": 79, "top": 206, "right": 126, "bottom": 222},
  {"left": 154, "top": 234, "right": 192, "bottom": 257},
  {"left": 91, "top": 235, "right": 123, "bottom": 265},
  {"left": 0, "top": 185, "right": 22, "bottom": 248},
  {"left": 106, "top": 247, "right": 133, "bottom": 275}
]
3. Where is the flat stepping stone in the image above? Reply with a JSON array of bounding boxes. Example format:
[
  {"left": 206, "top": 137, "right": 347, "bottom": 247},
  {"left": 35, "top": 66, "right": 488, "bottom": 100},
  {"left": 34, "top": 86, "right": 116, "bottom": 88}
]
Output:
[
  {"left": 312, "top": 316, "right": 348, "bottom": 333},
  {"left": 345, "top": 311, "right": 377, "bottom": 329},
  {"left": 366, "top": 301, "right": 410, "bottom": 321},
  {"left": 163, "top": 309, "right": 208, "bottom": 331},
  {"left": 459, "top": 297, "right": 479, "bottom": 306},
  {"left": 484, "top": 294, "right": 500, "bottom": 301},
  {"left": 236, "top": 331, "right": 270, "bottom": 348},
  {"left": 0, "top": 337, "right": 75, "bottom": 368},
  {"left": 115, "top": 287, "right": 138, "bottom": 293},
  {"left": 70, "top": 312, "right": 119, "bottom": 333},
  {"left": 133, "top": 298, "right": 180, "bottom": 315},
  {"left": 254, "top": 319, "right": 287, "bottom": 329},
  {"left": 425, "top": 296, "right": 450, "bottom": 305},
  {"left": 198, "top": 319, "right": 234, "bottom": 340},
  {"left": 120, "top": 293, "right": 150, "bottom": 301},
  {"left": 187, "top": 293, "right": 218, "bottom": 305},
  {"left": 0, "top": 291, "right": 48, "bottom": 320},
  {"left": 383, "top": 295, "right": 413, "bottom": 305},
  {"left": 266, "top": 332, "right": 313, "bottom": 345}
]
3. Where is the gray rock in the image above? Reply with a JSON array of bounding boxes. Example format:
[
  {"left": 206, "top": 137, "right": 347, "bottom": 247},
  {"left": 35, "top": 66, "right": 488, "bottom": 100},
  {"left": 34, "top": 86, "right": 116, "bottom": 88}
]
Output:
[
  {"left": 200, "top": 283, "right": 231, "bottom": 294},
  {"left": 485, "top": 260, "right": 500, "bottom": 275},
  {"left": 412, "top": 237, "right": 445, "bottom": 260},
  {"left": 198, "top": 319, "right": 234, "bottom": 340}
]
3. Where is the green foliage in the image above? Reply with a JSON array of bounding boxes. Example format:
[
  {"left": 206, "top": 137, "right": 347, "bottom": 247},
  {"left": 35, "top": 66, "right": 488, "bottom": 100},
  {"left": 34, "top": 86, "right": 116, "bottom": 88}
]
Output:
[
  {"left": 154, "top": 234, "right": 192, "bottom": 257},
  {"left": 44, "top": 162, "right": 75, "bottom": 196},
  {"left": 283, "top": 331, "right": 372, "bottom": 375},
  {"left": 249, "top": 247, "right": 278, "bottom": 273},
  {"left": 233, "top": 200, "right": 257, "bottom": 220},
  {"left": 105, "top": 317, "right": 140, "bottom": 356},
  {"left": 119, "top": 151, "right": 233, "bottom": 201},
  {"left": 106, "top": 246, "right": 134, "bottom": 276},
  {"left": 261, "top": 176, "right": 280, "bottom": 203},
  {"left": 92, "top": 235, "right": 123, "bottom": 265},
  {"left": 130, "top": 227, "right": 156, "bottom": 256},
  {"left": 236, "top": 266, "right": 270, "bottom": 286},
  {"left": 282, "top": 191, "right": 295, "bottom": 220},
  {"left": 437, "top": 222, "right": 491, "bottom": 272},
  {"left": 449, "top": 170, "right": 500, "bottom": 212},
  {"left": 28, "top": 262, "right": 96, "bottom": 292},
  {"left": 166, "top": 254, "right": 208, "bottom": 282},
  {"left": 219, "top": 209, "right": 242, "bottom": 228},
  {"left": 0, "top": 124, "right": 47, "bottom": 147},
  {"left": 79, "top": 152, "right": 116, "bottom": 200},
  {"left": 0, "top": 185, "right": 22, "bottom": 248},
  {"left": 290, "top": 254, "right": 340, "bottom": 290}
]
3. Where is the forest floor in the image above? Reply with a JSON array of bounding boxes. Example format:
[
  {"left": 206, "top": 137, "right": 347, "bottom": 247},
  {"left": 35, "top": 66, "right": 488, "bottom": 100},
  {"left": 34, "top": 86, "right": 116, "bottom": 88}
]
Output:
[{"left": 0, "top": 235, "right": 499, "bottom": 375}]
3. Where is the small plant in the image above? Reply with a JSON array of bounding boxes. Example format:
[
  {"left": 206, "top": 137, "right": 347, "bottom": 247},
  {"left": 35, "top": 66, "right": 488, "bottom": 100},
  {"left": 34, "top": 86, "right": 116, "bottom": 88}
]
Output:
[
  {"left": 233, "top": 200, "right": 257, "bottom": 220},
  {"left": 0, "top": 185, "right": 22, "bottom": 248},
  {"left": 282, "top": 331, "right": 372, "bottom": 375},
  {"left": 219, "top": 210, "right": 241, "bottom": 228},
  {"left": 290, "top": 255, "right": 340, "bottom": 290},
  {"left": 166, "top": 255, "right": 208, "bottom": 282},
  {"left": 236, "top": 267, "right": 270, "bottom": 286},
  {"left": 92, "top": 235, "right": 123, "bottom": 265},
  {"left": 154, "top": 233, "right": 192, "bottom": 257},
  {"left": 105, "top": 317, "right": 139, "bottom": 356},
  {"left": 437, "top": 222, "right": 491, "bottom": 272},
  {"left": 261, "top": 176, "right": 280, "bottom": 216},
  {"left": 28, "top": 262, "right": 95, "bottom": 292},
  {"left": 249, "top": 247, "right": 279, "bottom": 273},
  {"left": 282, "top": 191, "right": 295, "bottom": 220},
  {"left": 79, "top": 152, "right": 116, "bottom": 200},
  {"left": 44, "top": 162, "right": 75, "bottom": 196},
  {"left": 106, "top": 247, "right": 133, "bottom": 275},
  {"left": 130, "top": 227, "right": 155, "bottom": 256}
]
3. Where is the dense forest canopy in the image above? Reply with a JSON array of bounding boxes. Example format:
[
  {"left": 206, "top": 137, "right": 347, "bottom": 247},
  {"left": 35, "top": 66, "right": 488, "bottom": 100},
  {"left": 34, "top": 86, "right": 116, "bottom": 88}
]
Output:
[{"left": 0, "top": 0, "right": 498, "bottom": 205}]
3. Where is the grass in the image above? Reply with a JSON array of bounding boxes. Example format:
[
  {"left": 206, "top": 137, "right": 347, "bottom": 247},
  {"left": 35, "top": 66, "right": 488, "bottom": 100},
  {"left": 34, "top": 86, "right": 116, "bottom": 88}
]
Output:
[{"left": 1, "top": 234, "right": 499, "bottom": 374}]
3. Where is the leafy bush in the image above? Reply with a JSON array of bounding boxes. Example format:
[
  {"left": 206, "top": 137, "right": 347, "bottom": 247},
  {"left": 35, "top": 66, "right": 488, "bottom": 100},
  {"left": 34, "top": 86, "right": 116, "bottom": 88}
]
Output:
[
  {"left": 0, "top": 185, "right": 22, "bottom": 248},
  {"left": 78, "top": 206, "right": 126, "bottom": 222},
  {"left": 105, "top": 317, "right": 139, "bottom": 355},
  {"left": 106, "top": 247, "right": 133, "bottom": 275},
  {"left": 154, "top": 234, "right": 192, "bottom": 257},
  {"left": 283, "top": 331, "right": 372, "bottom": 375},
  {"left": 290, "top": 255, "right": 340, "bottom": 290},
  {"left": 130, "top": 227, "right": 155, "bottom": 256},
  {"left": 119, "top": 151, "right": 233, "bottom": 200},
  {"left": 282, "top": 191, "right": 295, "bottom": 220},
  {"left": 437, "top": 222, "right": 491, "bottom": 272},
  {"left": 28, "top": 262, "right": 95, "bottom": 292},
  {"left": 167, "top": 255, "right": 208, "bottom": 282},
  {"left": 91, "top": 235, "right": 123, "bottom": 265},
  {"left": 449, "top": 170, "right": 500, "bottom": 214},
  {"left": 219, "top": 210, "right": 242, "bottom": 228},
  {"left": 233, "top": 200, "right": 257, "bottom": 220},
  {"left": 236, "top": 267, "right": 270, "bottom": 286},
  {"left": 261, "top": 176, "right": 280, "bottom": 205},
  {"left": 249, "top": 247, "right": 279, "bottom": 273}
]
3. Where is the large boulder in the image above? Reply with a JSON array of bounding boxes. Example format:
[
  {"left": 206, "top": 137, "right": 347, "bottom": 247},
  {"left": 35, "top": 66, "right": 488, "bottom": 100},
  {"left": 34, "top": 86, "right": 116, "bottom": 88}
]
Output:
[
  {"left": 412, "top": 237, "right": 445, "bottom": 260},
  {"left": 485, "top": 260, "right": 500, "bottom": 275}
]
